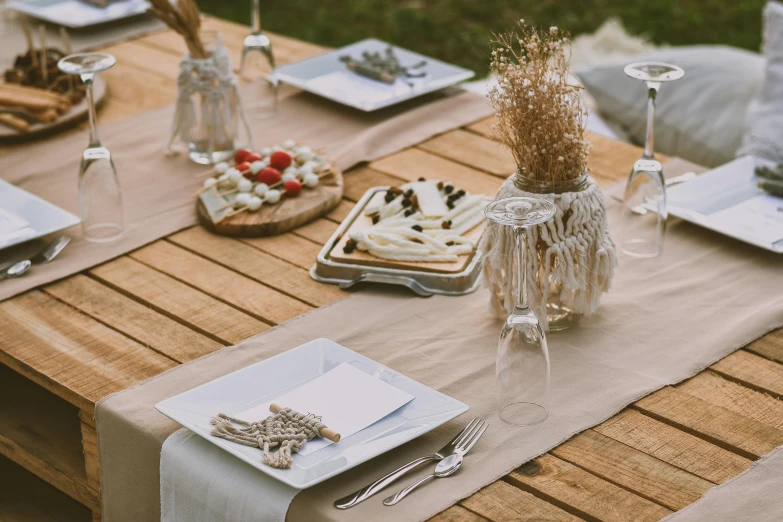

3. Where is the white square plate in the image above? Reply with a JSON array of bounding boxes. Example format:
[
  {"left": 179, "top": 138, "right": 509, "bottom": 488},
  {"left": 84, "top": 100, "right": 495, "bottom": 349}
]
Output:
[
  {"left": 272, "top": 38, "right": 474, "bottom": 112},
  {"left": 155, "top": 338, "right": 468, "bottom": 489},
  {"left": 0, "top": 179, "right": 80, "bottom": 250},
  {"left": 8, "top": 0, "right": 149, "bottom": 29},
  {"left": 666, "top": 155, "right": 783, "bottom": 253}
]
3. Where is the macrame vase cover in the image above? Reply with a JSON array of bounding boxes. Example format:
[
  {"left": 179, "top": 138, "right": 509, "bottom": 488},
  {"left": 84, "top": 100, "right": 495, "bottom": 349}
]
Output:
[
  {"left": 168, "top": 35, "right": 252, "bottom": 155},
  {"left": 210, "top": 408, "right": 328, "bottom": 469},
  {"left": 479, "top": 175, "right": 617, "bottom": 329}
]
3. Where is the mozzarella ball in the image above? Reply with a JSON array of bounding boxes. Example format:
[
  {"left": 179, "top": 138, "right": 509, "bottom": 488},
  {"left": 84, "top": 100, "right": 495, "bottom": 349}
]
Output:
[
  {"left": 237, "top": 179, "right": 253, "bottom": 193},
  {"left": 282, "top": 139, "right": 296, "bottom": 150},
  {"left": 214, "top": 161, "right": 229, "bottom": 174},
  {"left": 260, "top": 147, "right": 272, "bottom": 157},
  {"left": 296, "top": 151, "right": 314, "bottom": 164},
  {"left": 247, "top": 196, "right": 263, "bottom": 212},
  {"left": 234, "top": 193, "right": 251, "bottom": 208},
  {"left": 298, "top": 164, "right": 314, "bottom": 178},
  {"left": 303, "top": 173, "right": 320, "bottom": 188},
  {"left": 282, "top": 171, "right": 297, "bottom": 183},
  {"left": 203, "top": 177, "right": 218, "bottom": 188},
  {"left": 217, "top": 173, "right": 232, "bottom": 189},
  {"left": 265, "top": 189, "right": 282, "bottom": 204},
  {"left": 250, "top": 160, "right": 265, "bottom": 174},
  {"left": 226, "top": 168, "right": 243, "bottom": 184},
  {"left": 254, "top": 183, "right": 270, "bottom": 197}
]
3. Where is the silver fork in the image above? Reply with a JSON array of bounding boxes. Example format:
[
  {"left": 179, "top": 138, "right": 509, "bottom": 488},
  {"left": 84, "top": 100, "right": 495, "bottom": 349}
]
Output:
[
  {"left": 0, "top": 235, "right": 71, "bottom": 275},
  {"left": 383, "top": 419, "right": 488, "bottom": 505},
  {"left": 334, "top": 417, "right": 483, "bottom": 509}
]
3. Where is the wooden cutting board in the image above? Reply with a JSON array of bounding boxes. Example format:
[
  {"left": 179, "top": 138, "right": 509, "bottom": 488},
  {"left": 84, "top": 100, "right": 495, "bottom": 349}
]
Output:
[
  {"left": 329, "top": 191, "right": 486, "bottom": 274},
  {"left": 197, "top": 170, "right": 343, "bottom": 237}
]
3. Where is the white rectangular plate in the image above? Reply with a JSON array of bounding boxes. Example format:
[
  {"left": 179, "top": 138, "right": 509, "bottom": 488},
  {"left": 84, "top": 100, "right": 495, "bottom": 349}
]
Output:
[
  {"left": 272, "top": 38, "right": 474, "bottom": 112},
  {"left": 8, "top": 0, "right": 149, "bottom": 29},
  {"left": 155, "top": 338, "right": 468, "bottom": 489},
  {"left": 667, "top": 155, "right": 783, "bottom": 253},
  {"left": 0, "top": 179, "right": 80, "bottom": 250}
]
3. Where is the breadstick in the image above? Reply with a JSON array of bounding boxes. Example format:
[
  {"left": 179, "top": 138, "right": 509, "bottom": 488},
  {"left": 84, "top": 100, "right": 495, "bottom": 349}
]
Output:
[
  {"left": 0, "top": 84, "right": 64, "bottom": 111},
  {"left": 0, "top": 83, "right": 70, "bottom": 104},
  {"left": 0, "top": 113, "right": 31, "bottom": 133}
]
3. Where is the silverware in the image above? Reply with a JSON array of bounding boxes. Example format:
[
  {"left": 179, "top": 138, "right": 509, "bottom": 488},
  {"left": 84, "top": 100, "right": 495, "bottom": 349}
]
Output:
[
  {"left": 1, "top": 260, "right": 31, "bottom": 280},
  {"left": 383, "top": 420, "right": 487, "bottom": 506},
  {"left": 611, "top": 171, "right": 697, "bottom": 214},
  {"left": 334, "top": 417, "right": 483, "bottom": 509},
  {"left": 0, "top": 235, "right": 71, "bottom": 275}
]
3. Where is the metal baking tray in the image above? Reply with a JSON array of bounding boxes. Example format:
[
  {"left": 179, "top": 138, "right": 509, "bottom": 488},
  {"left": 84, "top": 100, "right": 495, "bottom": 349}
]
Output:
[{"left": 310, "top": 187, "right": 484, "bottom": 296}]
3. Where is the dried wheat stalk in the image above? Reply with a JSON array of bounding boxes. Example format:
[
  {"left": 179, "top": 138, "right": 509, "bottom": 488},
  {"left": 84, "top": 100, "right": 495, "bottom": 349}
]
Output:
[
  {"left": 489, "top": 21, "right": 591, "bottom": 183},
  {"left": 148, "top": 0, "right": 206, "bottom": 58}
]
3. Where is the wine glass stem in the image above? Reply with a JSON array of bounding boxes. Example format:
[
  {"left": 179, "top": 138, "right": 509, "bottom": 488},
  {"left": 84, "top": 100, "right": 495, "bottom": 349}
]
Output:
[
  {"left": 514, "top": 225, "right": 529, "bottom": 311},
  {"left": 251, "top": 0, "right": 261, "bottom": 35},
  {"left": 643, "top": 85, "right": 657, "bottom": 159},
  {"left": 83, "top": 76, "right": 101, "bottom": 148}
]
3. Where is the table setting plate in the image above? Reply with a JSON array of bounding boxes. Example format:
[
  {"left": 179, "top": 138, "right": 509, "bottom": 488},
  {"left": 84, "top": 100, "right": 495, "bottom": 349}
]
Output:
[
  {"left": 666, "top": 155, "right": 783, "bottom": 253},
  {"left": 0, "top": 179, "right": 80, "bottom": 250},
  {"left": 155, "top": 338, "right": 468, "bottom": 489},
  {"left": 8, "top": 0, "right": 150, "bottom": 29},
  {"left": 271, "top": 38, "right": 475, "bottom": 112}
]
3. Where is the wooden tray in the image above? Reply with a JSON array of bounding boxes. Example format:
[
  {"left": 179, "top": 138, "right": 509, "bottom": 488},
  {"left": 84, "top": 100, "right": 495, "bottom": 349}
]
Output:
[
  {"left": 197, "top": 170, "right": 344, "bottom": 237},
  {"left": 0, "top": 77, "right": 107, "bottom": 142},
  {"left": 329, "top": 191, "right": 486, "bottom": 274}
]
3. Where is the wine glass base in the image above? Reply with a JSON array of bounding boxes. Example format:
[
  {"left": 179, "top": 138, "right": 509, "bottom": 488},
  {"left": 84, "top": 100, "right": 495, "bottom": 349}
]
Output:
[
  {"left": 188, "top": 149, "right": 235, "bottom": 166},
  {"left": 499, "top": 402, "right": 548, "bottom": 426},
  {"left": 83, "top": 223, "right": 123, "bottom": 243},
  {"left": 621, "top": 238, "right": 661, "bottom": 258}
]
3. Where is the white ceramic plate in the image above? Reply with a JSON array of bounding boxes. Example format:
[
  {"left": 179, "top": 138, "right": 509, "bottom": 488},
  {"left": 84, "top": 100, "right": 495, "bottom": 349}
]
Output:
[
  {"left": 156, "top": 338, "right": 468, "bottom": 489},
  {"left": 272, "top": 38, "right": 474, "bottom": 112},
  {"left": 666, "top": 155, "right": 783, "bottom": 253},
  {"left": 0, "top": 179, "right": 80, "bottom": 250},
  {"left": 8, "top": 0, "right": 149, "bottom": 29}
]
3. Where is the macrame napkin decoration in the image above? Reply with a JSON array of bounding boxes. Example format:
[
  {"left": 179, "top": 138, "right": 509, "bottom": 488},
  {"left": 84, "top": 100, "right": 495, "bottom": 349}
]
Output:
[{"left": 210, "top": 404, "right": 340, "bottom": 469}]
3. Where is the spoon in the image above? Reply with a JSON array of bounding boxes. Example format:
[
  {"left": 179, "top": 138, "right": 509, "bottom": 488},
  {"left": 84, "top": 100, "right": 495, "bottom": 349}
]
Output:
[
  {"left": 1, "top": 260, "right": 31, "bottom": 280},
  {"left": 383, "top": 453, "right": 463, "bottom": 506},
  {"left": 0, "top": 235, "right": 71, "bottom": 274}
]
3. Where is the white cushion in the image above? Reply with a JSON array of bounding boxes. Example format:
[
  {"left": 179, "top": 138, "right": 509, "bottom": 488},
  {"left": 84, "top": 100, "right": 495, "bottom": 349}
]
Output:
[
  {"left": 576, "top": 46, "right": 764, "bottom": 167},
  {"left": 738, "top": 1, "right": 783, "bottom": 161}
]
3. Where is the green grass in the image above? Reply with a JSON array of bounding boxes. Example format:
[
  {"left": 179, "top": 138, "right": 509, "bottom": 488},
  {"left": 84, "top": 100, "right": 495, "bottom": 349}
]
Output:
[{"left": 199, "top": 0, "right": 766, "bottom": 76}]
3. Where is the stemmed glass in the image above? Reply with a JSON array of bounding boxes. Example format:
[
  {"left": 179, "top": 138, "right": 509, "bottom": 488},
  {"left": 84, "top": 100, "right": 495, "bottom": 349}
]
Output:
[
  {"left": 58, "top": 53, "right": 123, "bottom": 243},
  {"left": 241, "top": 0, "right": 277, "bottom": 118},
  {"left": 621, "top": 62, "right": 684, "bottom": 258},
  {"left": 485, "top": 196, "right": 557, "bottom": 426}
]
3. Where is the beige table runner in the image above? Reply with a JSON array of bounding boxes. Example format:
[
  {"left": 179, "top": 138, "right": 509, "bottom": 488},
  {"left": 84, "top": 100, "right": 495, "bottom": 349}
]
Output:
[
  {"left": 96, "top": 177, "right": 783, "bottom": 522},
  {"left": 0, "top": 82, "right": 493, "bottom": 301}
]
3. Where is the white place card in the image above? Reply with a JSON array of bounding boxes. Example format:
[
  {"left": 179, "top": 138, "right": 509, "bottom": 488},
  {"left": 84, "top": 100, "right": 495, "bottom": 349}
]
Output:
[
  {"left": 709, "top": 193, "right": 783, "bottom": 244},
  {"left": 235, "top": 363, "right": 414, "bottom": 455}
]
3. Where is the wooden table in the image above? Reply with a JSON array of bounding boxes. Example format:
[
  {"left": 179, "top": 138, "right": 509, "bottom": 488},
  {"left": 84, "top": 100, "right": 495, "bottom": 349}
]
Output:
[{"left": 2, "top": 17, "right": 783, "bottom": 522}]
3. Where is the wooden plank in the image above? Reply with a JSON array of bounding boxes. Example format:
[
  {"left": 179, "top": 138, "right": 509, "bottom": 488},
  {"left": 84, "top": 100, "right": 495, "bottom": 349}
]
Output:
[
  {"left": 167, "top": 228, "right": 344, "bottom": 307},
  {"left": 711, "top": 350, "right": 783, "bottom": 399},
  {"left": 80, "top": 421, "right": 100, "bottom": 494},
  {"left": 0, "top": 291, "right": 176, "bottom": 412},
  {"left": 44, "top": 275, "right": 222, "bottom": 364},
  {"left": 427, "top": 505, "right": 489, "bottom": 522},
  {"left": 419, "top": 129, "right": 515, "bottom": 177},
  {"left": 291, "top": 218, "right": 339, "bottom": 246},
  {"left": 0, "top": 365, "right": 97, "bottom": 510},
  {"left": 460, "top": 480, "right": 584, "bottom": 522},
  {"left": 130, "top": 239, "right": 314, "bottom": 322},
  {"left": 594, "top": 409, "right": 751, "bottom": 484},
  {"left": 677, "top": 371, "right": 783, "bottom": 430},
  {"left": 551, "top": 429, "right": 712, "bottom": 511},
  {"left": 371, "top": 148, "right": 503, "bottom": 196},
  {"left": 89, "top": 256, "right": 269, "bottom": 345},
  {"left": 326, "top": 199, "right": 356, "bottom": 223},
  {"left": 508, "top": 453, "right": 671, "bottom": 522},
  {"left": 0, "top": 457, "right": 92, "bottom": 522},
  {"left": 238, "top": 233, "right": 322, "bottom": 271},
  {"left": 101, "top": 40, "right": 181, "bottom": 83},
  {"left": 634, "top": 386, "right": 783, "bottom": 459},
  {"left": 745, "top": 328, "right": 783, "bottom": 364},
  {"left": 465, "top": 116, "right": 495, "bottom": 139},
  {"left": 342, "top": 165, "right": 405, "bottom": 202}
]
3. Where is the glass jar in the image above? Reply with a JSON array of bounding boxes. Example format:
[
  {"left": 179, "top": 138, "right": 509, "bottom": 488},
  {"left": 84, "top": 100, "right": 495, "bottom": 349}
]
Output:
[{"left": 514, "top": 170, "right": 588, "bottom": 331}]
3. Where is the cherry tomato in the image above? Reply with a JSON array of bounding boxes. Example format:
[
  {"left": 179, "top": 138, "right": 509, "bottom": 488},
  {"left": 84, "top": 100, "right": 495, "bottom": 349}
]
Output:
[
  {"left": 234, "top": 149, "right": 252, "bottom": 164},
  {"left": 270, "top": 150, "right": 292, "bottom": 170},
  {"left": 258, "top": 167, "right": 282, "bottom": 186},
  {"left": 245, "top": 152, "right": 263, "bottom": 164},
  {"left": 236, "top": 161, "right": 251, "bottom": 172},
  {"left": 284, "top": 179, "right": 303, "bottom": 196}
]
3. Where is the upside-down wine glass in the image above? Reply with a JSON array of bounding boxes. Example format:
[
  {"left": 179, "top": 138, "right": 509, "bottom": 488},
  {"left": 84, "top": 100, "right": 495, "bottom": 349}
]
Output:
[
  {"left": 485, "top": 196, "right": 557, "bottom": 426},
  {"left": 621, "top": 62, "right": 684, "bottom": 258},
  {"left": 58, "top": 53, "right": 123, "bottom": 243},
  {"left": 241, "top": 0, "right": 278, "bottom": 118}
]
